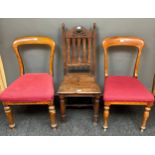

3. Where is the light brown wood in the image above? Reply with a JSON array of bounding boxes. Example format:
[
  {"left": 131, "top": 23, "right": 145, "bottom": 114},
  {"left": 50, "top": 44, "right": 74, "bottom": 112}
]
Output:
[
  {"left": 48, "top": 105, "right": 57, "bottom": 128},
  {"left": 58, "top": 24, "right": 101, "bottom": 124},
  {"left": 102, "top": 36, "right": 144, "bottom": 78},
  {"left": 141, "top": 106, "right": 151, "bottom": 132},
  {"left": 12, "top": 36, "right": 55, "bottom": 76},
  {"left": 0, "top": 56, "right": 7, "bottom": 93},
  {"left": 2, "top": 37, "right": 57, "bottom": 129},
  {"left": 102, "top": 36, "right": 153, "bottom": 132},
  {"left": 103, "top": 105, "right": 110, "bottom": 131},
  {"left": 4, "top": 106, "right": 15, "bottom": 128}
]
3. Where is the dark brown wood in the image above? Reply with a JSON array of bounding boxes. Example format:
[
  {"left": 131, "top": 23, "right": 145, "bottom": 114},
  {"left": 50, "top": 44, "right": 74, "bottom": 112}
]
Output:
[
  {"left": 93, "top": 95, "right": 100, "bottom": 125},
  {"left": 102, "top": 36, "right": 153, "bottom": 132},
  {"left": 3, "top": 36, "right": 57, "bottom": 129},
  {"left": 72, "top": 38, "right": 76, "bottom": 63},
  {"left": 82, "top": 38, "right": 87, "bottom": 63},
  {"left": 60, "top": 95, "right": 66, "bottom": 122},
  {"left": 61, "top": 24, "right": 97, "bottom": 73},
  {"left": 58, "top": 24, "right": 101, "bottom": 124}
]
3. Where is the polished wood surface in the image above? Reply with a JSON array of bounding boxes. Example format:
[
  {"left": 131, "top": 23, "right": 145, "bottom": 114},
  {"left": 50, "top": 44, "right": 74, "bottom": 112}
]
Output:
[
  {"left": 12, "top": 36, "right": 55, "bottom": 76},
  {"left": 3, "top": 37, "right": 57, "bottom": 129},
  {"left": 58, "top": 24, "right": 101, "bottom": 124},
  {"left": 0, "top": 56, "right": 7, "bottom": 93},
  {"left": 103, "top": 36, "right": 144, "bottom": 78},
  {"left": 102, "top": 36, "right": 153, "bottom": 132}
]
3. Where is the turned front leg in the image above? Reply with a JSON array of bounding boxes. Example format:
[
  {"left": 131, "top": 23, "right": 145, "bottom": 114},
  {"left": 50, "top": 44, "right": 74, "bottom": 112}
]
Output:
[
  {"left": 103, "top": 105, "right": 110, "bottom": 131},
  {"left": 60, "top": 95, "right": 66, "bottom": 122},
  {"left": 93, "top": 95, "right": 100, "bottom": 125},
  {"left": 141, "top": 105, "right": 151, "bottom": 132},
  {"left": 48, "top": 103, "right": 57, "bottom": 129},
  {"left": 4, "top": 105, "right": 15, "bottom": 129}
]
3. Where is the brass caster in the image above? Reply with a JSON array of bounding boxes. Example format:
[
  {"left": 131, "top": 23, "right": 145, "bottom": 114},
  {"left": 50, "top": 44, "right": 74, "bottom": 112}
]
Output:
[
  {"left": 9, "top": 123, "right": 15, "bottom": 129},
  {"left": 140, "top": 128, "right": 145, "bottom": 133},
  {"left": 51, "top": 124, "right": 57, "bottom": 130},
  {"left": 103, "top": 125, "right": 108, "bottom": 131},
  {"left": 140, "top": 127, "right": 145, "bottom": 133}
]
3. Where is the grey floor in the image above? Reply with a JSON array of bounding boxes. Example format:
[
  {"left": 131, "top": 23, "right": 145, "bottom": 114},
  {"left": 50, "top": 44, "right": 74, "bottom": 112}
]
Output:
[{"left": 0, "top": 98, "right": 155, "bottom": 136}]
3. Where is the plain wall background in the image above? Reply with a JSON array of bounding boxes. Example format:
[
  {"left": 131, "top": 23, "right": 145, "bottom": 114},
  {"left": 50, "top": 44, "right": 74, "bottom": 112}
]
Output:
[{"left": 0, "top": 18, "right": 155, "bottom": 91}]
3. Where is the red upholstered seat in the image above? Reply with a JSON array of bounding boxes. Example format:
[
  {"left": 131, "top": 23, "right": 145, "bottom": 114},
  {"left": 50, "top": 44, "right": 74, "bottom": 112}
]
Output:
[
  {"left": 0, "top": 73, "right": 54, "bottom": 102},
  {"left": 104, "top": 76, "right": 154, "bottom": 102}
]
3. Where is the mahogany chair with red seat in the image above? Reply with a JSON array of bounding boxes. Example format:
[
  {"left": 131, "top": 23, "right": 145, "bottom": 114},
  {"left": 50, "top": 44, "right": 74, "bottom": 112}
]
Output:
[
  {"left": 0, "top": 36, "right": 57, "bottom": 129},
  {"left": 102, "top": 36, "right": 154, "bottom": 132}
]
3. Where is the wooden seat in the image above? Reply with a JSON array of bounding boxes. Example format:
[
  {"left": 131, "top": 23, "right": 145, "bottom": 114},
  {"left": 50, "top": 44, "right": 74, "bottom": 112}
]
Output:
[
  {"left": 0, "top": 36, "right": 57, "bottom": 129},
  {"left": 58, "top": 73, "right": 101, "bottom": 95},
  {"left": 102, "top": 36, "right": 154, "bottom": 132},
  {"left": 58, "top": 24, "right": 101, "bottom": 124}
]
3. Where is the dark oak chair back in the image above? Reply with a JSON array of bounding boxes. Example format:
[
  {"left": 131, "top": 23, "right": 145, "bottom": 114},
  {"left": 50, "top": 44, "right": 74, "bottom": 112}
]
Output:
[{"left": 62, "top": 23, "right": 97, "bottom": 75}]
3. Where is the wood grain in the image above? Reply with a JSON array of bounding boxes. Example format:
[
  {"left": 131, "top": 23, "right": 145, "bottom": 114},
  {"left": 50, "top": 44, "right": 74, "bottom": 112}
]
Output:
[{"left": 102, "top": 36, "right": 153, "bottom": 132}]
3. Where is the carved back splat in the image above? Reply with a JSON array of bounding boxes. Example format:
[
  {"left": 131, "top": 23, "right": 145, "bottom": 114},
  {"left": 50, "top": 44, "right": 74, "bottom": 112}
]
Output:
[{"left": 62, "top": 23, "right": 97, "bottom": 75}]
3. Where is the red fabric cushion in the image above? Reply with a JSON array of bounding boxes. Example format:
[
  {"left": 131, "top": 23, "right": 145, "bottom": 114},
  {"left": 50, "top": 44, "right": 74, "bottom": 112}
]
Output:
[
  {"left": 104, "top": 76, "right": 154, "bottom": 102},
  {"left": 0, "top": 73, "right": 54, "bottom": 102}
]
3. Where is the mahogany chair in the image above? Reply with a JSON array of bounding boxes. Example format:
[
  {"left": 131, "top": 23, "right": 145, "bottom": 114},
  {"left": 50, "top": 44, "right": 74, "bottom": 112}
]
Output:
[
  {"left": 0, "top": 36, "right": 57, "bottom": 129},
  {"left": 58, "top": 24, "right": 101, "bottom": 124},
  {"left": 102, "top": 36, "right": 154, "bottom": 132}
]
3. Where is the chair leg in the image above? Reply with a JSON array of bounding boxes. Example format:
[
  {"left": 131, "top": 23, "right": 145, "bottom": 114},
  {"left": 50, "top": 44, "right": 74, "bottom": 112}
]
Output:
[
  {"left": 103, "top": 105, "right": 110, "bottom": 131},
  {"left": 141, "top": 106, "right": 151, "bottom": 132},
  {"left": 60, "top": 95, "right": 66, "bottom": 122},
  {"left": 48, "top": 103, "right": 57, "bottom": 129},
  {"left": 4, "top": 105, "right": 15, "bottom": 129},
  {"left": 93, "top": 95, "right": 100, "bottom": 125}
]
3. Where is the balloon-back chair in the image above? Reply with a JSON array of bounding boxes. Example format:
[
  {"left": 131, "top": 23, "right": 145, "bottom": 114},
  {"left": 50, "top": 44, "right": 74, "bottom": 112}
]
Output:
[
  {"left": 102, "top": 36, "right": 154, "bottom": 132},
  {"left": 0, "top": 36, "right": 57, "bottom": 129}
]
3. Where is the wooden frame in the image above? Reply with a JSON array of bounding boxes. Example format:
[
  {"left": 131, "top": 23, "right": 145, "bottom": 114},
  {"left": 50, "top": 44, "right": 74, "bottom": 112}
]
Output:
[
  {"left": 2, "top": 36, "right": 57, "bottom": 129},
  {"left": 58, "top": 24, "right": 101, "bottom": 124},
  {"left": 0, "top": 55, "right": 7, "bottom": 93},
  {"left": 102, "top": 36, "right": 153, "bottom": 132}
]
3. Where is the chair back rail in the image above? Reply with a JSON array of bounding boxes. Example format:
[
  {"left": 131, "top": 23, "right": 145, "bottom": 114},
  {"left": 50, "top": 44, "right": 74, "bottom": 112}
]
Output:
[
  {"left": 102, "top": 36, "right": 144, "bottom": 78},
  {"left": 12, "top": 36, "right": 56, "bottom": 76}
]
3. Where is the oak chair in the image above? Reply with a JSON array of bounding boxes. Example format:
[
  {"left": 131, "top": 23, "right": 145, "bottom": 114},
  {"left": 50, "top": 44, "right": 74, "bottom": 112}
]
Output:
[
  {"left": 0, "top": 36, "right": 57, "bottom": 129},
  {"left": 58, "top": 24, "right": 101, "bottom": 124},
  {"left": 102, "top": 36, "right": 154, "bottom": 132}
]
